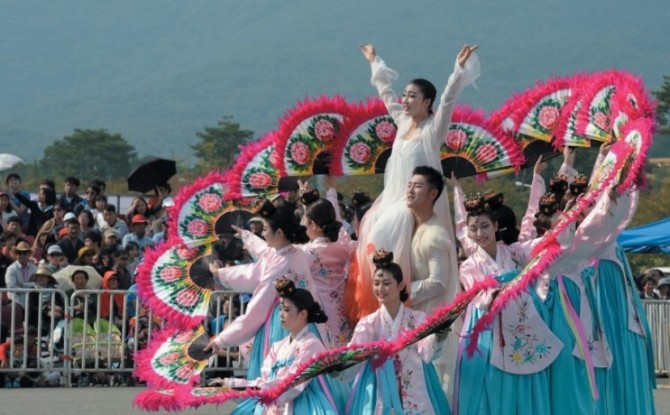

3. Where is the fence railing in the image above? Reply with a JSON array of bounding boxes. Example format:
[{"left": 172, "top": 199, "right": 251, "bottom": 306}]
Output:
[
  {"left": 1, "top": 288, "right": 249, "bottom": 387},
  {"left": 2, "top": 289, "right": 668, "bottom": 388}
]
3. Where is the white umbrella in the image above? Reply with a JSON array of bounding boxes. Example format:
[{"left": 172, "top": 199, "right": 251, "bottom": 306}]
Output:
[
  {"left": 0, "top": 154, "right": 24, "bottom": 172},
  {"left": 53, "top": 265, "right": 103, "bottom": 291}
]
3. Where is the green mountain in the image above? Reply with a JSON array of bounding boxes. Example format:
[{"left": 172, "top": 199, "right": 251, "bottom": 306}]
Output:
[{"left": 1, "top": 0, "right": 668, "bottom": 163}]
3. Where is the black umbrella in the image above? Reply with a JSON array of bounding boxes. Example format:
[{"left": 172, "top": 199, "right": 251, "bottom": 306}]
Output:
[{"left": 127, "top": 157, "right": 177, "bottom": 193}]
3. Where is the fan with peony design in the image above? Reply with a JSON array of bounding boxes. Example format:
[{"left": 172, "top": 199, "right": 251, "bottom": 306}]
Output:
[
  {"left": 330, "top": 98, "right": 397, "bottom": 176},
  {"left": 275, "top": 96, "right": 350, "bottom": 177},
  {"left": 136, "top": 242, "right": 216, "bottom": 327},
  {"left": 134, "top": 325, "right": 211, "bottom": 389},
  {"left": 229, "top": 132, "right": 283, "bottom": 197},
  {"left": 440, "top": 106, "right": 524, "bottom": 179}
]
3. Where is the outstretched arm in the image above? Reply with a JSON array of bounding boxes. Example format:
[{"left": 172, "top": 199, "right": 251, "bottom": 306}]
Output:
[{"left": 362, "top": 43, "right": 404, "bottom": 120}]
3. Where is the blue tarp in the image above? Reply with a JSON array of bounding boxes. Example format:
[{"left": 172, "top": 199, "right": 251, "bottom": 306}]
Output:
[{"left": 618, "top": 217, "right": 670, "bottom": 253}]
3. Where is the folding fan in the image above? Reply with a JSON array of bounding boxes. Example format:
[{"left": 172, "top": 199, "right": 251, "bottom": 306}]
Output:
[
  {"left": 136, "top": 242, "right": 215, "bottom": 327},
  {"left": 275, "top": 96, "right": 350, "bottom": 176},
  {"left": 330, "top": 98, "right": 397, "bottom": 176},
  {"left": 440, "top": 105, "right": 524, "bottom": 178},
  {"left": 229, "top": 132, "right": 282, "bottom": 197},
  {"left": 134, "top": 325, "right": 211, "bottom": 388}
]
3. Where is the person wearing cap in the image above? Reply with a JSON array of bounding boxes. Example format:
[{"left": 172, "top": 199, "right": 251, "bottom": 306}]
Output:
[
  {"left": 121, "top": 214, "right": 153, "bottom": 254},
  {"left": 40, "top": 244, "right": 69, "bottom": 273},
  {"left": 4, "top": 241, "right": 38, "bottom": 308},
  {"left": 102, "top": 229, "right": 120, "bottom": 250},
  {"left": 5, "top": 216, "right": 34, "bottom": 246},
  {"left": 74, "top": 246, "right": 97, "bottom": 267},
  {"left": 248, "top": 216, "right": 264, "bottom": 238},
  {"left": 657, "top": 277, "right": 670, "bottom": 300},
  {"left": 56, "top": 213, "right": 84, "bottom": 264},
  {"left": 31, "top": 266, "right": 64, "bottom": 332}
]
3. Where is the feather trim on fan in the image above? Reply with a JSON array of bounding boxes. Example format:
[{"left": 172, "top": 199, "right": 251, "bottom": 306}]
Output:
[
  {"left": 553, "top": 74, "right": 591, "bottom": 148},
  {"left": 136, "top": 242, "right": 214, "bottom": 327},
  {"left": 174, "top": 385, "right": 263, "bottom": 409},
  {"left": 167, "top": 170, "right": 230, "bottom": 244},
  {"left": 229, "top": 132, "right": 282, "bottom": 197},
  {"left": 610, "top": 80, "right": 656, "bottom": 139},
  {"left": 275, "top": 96, "right": 350, "bottom": 176},
  {"left": 441, "top": 105, "right": 524, "bottom": 178},
  {"left": 330, "top": 98, "right": 397, "bottom": 176},
  {"left": 133, "top": 388, "right": 183, "bottom": 412},
  {"left": 467, "top": 139, "right": 632, "bottom": 356},
  {"left": 616, "top": 118, "right": 654, "bottom": 192},
  {"left": 133, "top": 325, "right": 211, "bottom": 389},
  {"left": 574, "top": 70, "right": 642, "bottom": 143}
]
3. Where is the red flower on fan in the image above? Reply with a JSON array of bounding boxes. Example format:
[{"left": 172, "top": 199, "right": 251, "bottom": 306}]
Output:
[
  {"left": 187, "top": 219, "right": 209, "bottom": 237},
  {"left": 174, "top": 331, "right": 194, "bottom": 343},
  {"left": 289, "top": 141, "right": 310, "bottom": 165},
  {"left": 593, "top": 111, "right": 610, "bottom": 130},
  {"left": 176, "top": 288, "right": 199, "bottom": 308},
  {"left": 159, "top": 266, "right": 182, "bottom": 283},
  {"left": 475, "top": 144, "right": 498, "bottom": 164},
  {"left": 538, "top": 106, "right": 560, "bottom": 130},
  {"left": 446, "top": 129, "right": 468, "bottom": 150},
  {"left": 314, "top": 119, "right": 336, "bottom": 141},
  {"left": 248, "top": 172, "right": 272, "bottom": 189},
  {"left": 176, "top": 365, "right": 194, "bottom": 380},
  {"left": 177, "top": 247, "right": 199, "bottom": 260},
  {"left": 198, "top": 193, "right": 222, "bottom": 213},
  {"left": 375, "top": 121, "right": 396, "bottom": 143},
  {"left": 159, "top": 352, "right": 180, "bottom": 366},
  {"left": 350, "top": 142, "right": 371, "bottom": 164},
  {"left": 269, "top": 149, "right": 281, "bottom": 166}
]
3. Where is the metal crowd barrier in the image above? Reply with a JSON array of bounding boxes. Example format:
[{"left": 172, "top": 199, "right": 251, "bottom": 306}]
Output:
[
  {"left": 1, "top": 287, "right": 250, "bottom": 387},
  {"left": 642, "top": 299, "right": 670, "bottom": 375}
]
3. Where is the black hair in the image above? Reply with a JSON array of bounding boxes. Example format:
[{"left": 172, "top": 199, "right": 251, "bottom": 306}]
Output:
[
  {"left": 262, "top": 204, "right": 309, "bottom": 244},
  {"left": 124, "top": 240, "right": 140, "bottom": 254},
  {"left": 275, "top": 278, "right": 328, "bottom": 324},
  {"left": 6, "top": 216, "right": 22, "bottom": 226},
  {"left": 412, "top": 165, "right": 444, "bottom": 203},
  {"left": 72, "top": 269, "right": 89, "bottom": 281},
  {"left": 40, "top": 179, "right": 56, "bottom": 191},
  {"left": 84, "top": 230, "right": 102, "bottom": 245},
  {"left": 95, "top": 194, "right": 107, "bottom": 203},
  {"left": 0, "top": 193, "right": 10, "bottom": 213},
  {"left": 372, "top": 250, "right": 409, "bottom": 302},
  {"left": 532, "top": 212, "right": 554, "bottom": 237},
  {"left": 40, "top": 188, "right": 57, "bottom": 206},
  {"left": 408, "top": 78, "right": 437, "bottom": 114},
  {"left": 305, "top": 199, "right": 342, "bottom": 242},
  {"left": 85, "top": 184, "right": 101, "bottom": 197},
  {"left": 5, "top": 173, "right": 20, "bottom": 184},
  {"left": 492, "top": 205, "right": 519, "bottom": 245},
  {"left": 104, "top": 204, "right": 117, "bottom": 213},
  {"left": 65, "top": 176, "right": 80, "bottom": 187},
  {"left": 90, "top": 179, "right": 106, "bottom": 191},
  {"left": 78, "top": 210, "right": 95, "bottom": 226}
]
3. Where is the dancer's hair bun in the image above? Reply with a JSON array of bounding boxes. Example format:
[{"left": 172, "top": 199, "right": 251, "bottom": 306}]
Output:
[
  {"left": 483, "top": 189, "right": 504, "bottom": 210},
  {"left": 539, "top": 192, "right": 560, "bottom": 215},
  {"left": 275, "top": 277, "right": 295, "bottom": 297},
  {"left": 464, "top": 193, "right": 487, "bottom": 215},
  {"left": 569, "top": 174, "right": 589, "bottom": 196},
  {"left": 257, "top": 199, "right": 277, "bottom": 218},
  {"left": 372, "top": 249, "right": 394, "bottom": 268},
  {"left": 299, "top": 189, "right": 320, "bottom": 206},
  {"left": 549, "top": 173, "right": 569, "bottom": 194},
  {"left": 351, "top": 191, "right": 371, "bottom": 207}
]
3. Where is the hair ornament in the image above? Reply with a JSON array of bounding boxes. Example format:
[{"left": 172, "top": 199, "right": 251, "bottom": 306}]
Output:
[
  {"left": 569, "top": 174, "right": 589, "bottom": 195},
  {"left": 539, "top": 192, "right": 560, "bottom": 215},
  {"left": 372, "top": 249, "right": 394, "bottom": 268},
  {"left": 275, "top": 277, "right": 296, "bottom": 297},
  {"left": 483, "top": 189, "right": 504, "bottom": 210},
  {"left": 464, "top": 193, "right": 487, "bottom": 215}
]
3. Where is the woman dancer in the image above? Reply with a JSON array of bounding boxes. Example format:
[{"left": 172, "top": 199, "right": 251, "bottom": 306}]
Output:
[
  {"left": 455, "top": 195, "right": 564, "bottom": 415},
  {"left": 347, "top": 42, "right": 480, "bottom": 322},
  {"left": 210, "top": 278, "right": 347, "bottom": 414},
  {"left": 206, "top": 201, "right": 317, "bottom": 380},
  {"left": 347, "top": 249, "right": 449, "bottom": 415}
]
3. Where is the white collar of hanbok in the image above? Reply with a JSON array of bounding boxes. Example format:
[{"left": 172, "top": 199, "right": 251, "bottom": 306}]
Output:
[
  {"left": 290, "top": 325, "right": 311, "bottom": 343},
  {"left": 275, "top": 244, "right": 295, "bottom": 256},
  {"left": 474, "top": 245, "right": 505, "bottom": 275},
  {"left": 312, "top": 236, "right": 330, "bottom": 244},
  {"left": 380, "top": 303, "right": 405, "bottom": 339}
]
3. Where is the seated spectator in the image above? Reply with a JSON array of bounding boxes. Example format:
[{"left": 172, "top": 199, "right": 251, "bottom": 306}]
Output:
[
  {"left": 56, "top": 213, "right": 84, "bottom": 264},
  {"left": 58, "top": 176, "right": 83, "bottom": 213},
  {"left": 0, "top": 234, "right": 13, "bottom": 289},
  {"left": 126, "top": 197, "right": 150, "bottom": 222},
  {"left": 102, "top": 229, "right": 120, "bottom": 250},
  {"left": 30, "top": 267, "right": 64, "bottom": 335},
  {"left": 657, "top": 277, "right": 670, "bottom": 300},
  {"left": 4, "top": 241, "right": 38, "bottom": 310},
  {"left": 74, "top": 183, "right": 101, "bottom": 216},
  {"left": 77, "top": 210, "right": 97, "bottom": 237},
  {"left": 122, "top": 215, "right": 154, "bottom": 254},
  {"left": 68, "top": 269, "right": 97, "bottom": 320},
  {"left": 4, "top": 173, "right": 30, "bottom": 230},
  {"left": 97, "top": 247, "right": 115, "bottom": 275},
  {"left": 0, "top": 335, "right": 28, "bottom": 388},
  {"left": 34, "top": 202, "right": 66, "bottom": 258},
  {"left": 5, "top": 217, "right": 34, "bottom": 246},
  {"left": 124, "top": 241, "right": 141, "bottom": 276},
  {"left": 248, "top": 217, "right": 263, "bottom": 238},
  {"left": 73, "top": 247, "right": 97, "bottom": 267},
  {"left": 14, "top": 186, "right": 56, "bottom": 237},
  {"left": 83, "top": 230, "right": 102, "bottom": 252},
  {"left": 640, "top": 277, "right": 659, "bottom": 300},
  {"left": 0, "top": 192, "right": 19, "bottom": 229},
  {"left": 93, "top": 195, "right": 108, "bottom": 229},
  {"left": 39, "top": 245, "right": 69, "bottom": 273},
  {"left": 99, "top": 271, "right": 125, "bottom": 328},
  {"left": 110, "top": 249, "right": 132, "bottom": 289},
  {"left": 101, "top": 205, "right": 129, "bottom": 239}
]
